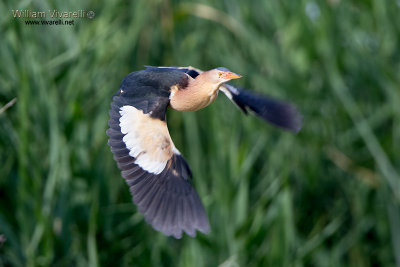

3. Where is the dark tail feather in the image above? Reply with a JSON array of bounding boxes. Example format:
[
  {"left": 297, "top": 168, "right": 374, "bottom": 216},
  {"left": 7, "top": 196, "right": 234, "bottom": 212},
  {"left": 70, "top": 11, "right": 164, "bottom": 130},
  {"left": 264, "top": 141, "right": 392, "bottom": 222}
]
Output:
[{"left": 225, "top": 85, "right": 303, "bottom": 133}]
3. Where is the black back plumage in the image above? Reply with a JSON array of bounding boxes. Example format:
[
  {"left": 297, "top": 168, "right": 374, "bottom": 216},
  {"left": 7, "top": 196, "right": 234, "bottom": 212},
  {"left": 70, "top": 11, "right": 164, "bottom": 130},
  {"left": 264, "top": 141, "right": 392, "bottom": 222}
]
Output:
[
  {"left": 144, "top": 66, "right": 201, "bottom": 79},
  {"left": 117, "top": 68, "right": 189, "bottom": 120}
]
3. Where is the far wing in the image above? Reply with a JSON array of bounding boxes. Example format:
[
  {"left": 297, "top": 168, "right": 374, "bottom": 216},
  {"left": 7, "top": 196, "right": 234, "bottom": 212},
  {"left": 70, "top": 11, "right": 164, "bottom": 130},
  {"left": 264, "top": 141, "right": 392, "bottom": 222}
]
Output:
[{"left": 220, "top": 84, "right": 302, "bottom": 133}]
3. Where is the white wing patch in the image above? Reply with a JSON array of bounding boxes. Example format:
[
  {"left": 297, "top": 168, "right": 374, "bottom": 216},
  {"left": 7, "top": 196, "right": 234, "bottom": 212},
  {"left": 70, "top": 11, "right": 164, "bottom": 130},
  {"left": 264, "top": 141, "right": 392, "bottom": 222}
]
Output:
[{"left": 119, "top": 105, "right": 175, "bottom": 174}]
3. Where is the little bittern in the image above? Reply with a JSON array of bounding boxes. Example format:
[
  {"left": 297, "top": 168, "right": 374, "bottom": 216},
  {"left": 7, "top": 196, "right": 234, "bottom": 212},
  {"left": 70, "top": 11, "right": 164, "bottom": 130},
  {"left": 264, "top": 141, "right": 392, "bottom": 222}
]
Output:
[{"left": 107, "top": 66, "right": 302, "bottom": 238}]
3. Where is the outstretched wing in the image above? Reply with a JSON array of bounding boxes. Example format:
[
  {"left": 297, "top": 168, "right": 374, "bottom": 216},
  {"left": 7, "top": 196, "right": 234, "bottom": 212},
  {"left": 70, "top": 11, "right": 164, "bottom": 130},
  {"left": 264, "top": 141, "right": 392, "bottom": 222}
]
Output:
[
  {"left": 107, "top": 69, "right": 210, "bottom": 238},
  {"left": 220, "top": 84, "right": 302, "bottom": 133}
]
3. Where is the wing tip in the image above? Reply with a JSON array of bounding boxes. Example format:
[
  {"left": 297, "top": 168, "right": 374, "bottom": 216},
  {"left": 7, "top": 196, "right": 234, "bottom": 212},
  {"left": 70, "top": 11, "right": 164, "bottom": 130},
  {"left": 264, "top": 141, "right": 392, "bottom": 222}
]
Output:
[
  {"left": 228, "top": 87, "right": 303, "bottom": 133},
  {"left": 275, "top": 104, "right": 303, "bottom": 133},
  {"left": 129, "top": 165, "right": 209, "bottom": 239}
]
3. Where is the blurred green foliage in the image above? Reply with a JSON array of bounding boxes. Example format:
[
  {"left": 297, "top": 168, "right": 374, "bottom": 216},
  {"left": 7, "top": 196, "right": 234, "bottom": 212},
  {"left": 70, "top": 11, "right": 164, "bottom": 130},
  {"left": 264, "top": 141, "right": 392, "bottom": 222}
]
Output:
[{"left": 1, "top": 0, "right": 400, "bottom": 266}]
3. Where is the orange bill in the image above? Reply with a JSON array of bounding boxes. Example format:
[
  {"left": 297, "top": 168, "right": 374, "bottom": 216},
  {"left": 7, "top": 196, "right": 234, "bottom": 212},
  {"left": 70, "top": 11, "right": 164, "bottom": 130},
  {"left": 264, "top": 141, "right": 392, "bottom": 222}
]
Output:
[{"left": 223, "top": 72, "right": 242, "bottom": 79}]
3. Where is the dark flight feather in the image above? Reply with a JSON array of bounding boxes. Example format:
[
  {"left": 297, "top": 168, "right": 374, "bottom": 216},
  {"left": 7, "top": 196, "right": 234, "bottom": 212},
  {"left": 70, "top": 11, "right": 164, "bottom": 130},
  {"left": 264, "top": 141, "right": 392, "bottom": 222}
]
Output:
[{"left": 223, "top": 85, "right": 302, "bottom": 133}]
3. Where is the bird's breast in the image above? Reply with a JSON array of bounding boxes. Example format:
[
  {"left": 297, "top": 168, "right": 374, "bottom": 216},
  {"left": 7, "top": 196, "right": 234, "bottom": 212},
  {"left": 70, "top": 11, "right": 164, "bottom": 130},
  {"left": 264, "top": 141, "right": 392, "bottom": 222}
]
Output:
[{"left": 170, "top": 85, "right": 219, "bottom": 112}]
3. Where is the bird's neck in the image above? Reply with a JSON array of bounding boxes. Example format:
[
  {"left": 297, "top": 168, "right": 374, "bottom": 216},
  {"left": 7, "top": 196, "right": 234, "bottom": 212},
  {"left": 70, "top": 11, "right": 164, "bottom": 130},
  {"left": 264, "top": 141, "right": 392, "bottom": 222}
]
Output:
[{"left": 170, "top": 77, "right": 220, "bottom": 112}]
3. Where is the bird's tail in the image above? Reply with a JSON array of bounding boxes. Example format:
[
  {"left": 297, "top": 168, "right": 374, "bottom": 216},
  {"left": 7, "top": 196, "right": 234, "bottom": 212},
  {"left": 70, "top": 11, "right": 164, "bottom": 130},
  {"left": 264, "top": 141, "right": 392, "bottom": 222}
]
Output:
[{"left": 221, "top": 84, "right": 302, "bottom": 133}]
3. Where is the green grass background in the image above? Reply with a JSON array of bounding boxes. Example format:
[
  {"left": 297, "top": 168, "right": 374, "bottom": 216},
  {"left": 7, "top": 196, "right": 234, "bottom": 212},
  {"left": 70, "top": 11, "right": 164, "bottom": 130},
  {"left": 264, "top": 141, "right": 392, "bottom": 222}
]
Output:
[{"left": 1, "top": 0, "right": 400, "bottom": 266}]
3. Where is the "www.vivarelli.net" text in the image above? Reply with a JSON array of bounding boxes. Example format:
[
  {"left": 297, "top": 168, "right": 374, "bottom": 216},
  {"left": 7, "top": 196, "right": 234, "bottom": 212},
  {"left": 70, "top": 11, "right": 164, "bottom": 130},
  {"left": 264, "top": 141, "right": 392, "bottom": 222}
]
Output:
[{"left": 24, "top": 19, "right": 75, "bottom": 25}]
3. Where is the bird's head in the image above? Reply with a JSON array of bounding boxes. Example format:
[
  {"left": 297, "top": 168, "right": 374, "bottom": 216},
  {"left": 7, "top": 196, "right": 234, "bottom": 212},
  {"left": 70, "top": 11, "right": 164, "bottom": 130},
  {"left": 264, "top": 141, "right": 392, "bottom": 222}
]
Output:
[{"left": 199, "top": 67, "right": 242, "bottom": 86}]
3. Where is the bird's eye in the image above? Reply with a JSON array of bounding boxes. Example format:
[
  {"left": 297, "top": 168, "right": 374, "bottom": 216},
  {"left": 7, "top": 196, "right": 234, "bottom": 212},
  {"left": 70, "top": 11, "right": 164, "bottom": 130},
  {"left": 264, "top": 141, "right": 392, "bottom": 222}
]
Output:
[{"left": 218, "top": 72, "right": 222, "bottom": 78}]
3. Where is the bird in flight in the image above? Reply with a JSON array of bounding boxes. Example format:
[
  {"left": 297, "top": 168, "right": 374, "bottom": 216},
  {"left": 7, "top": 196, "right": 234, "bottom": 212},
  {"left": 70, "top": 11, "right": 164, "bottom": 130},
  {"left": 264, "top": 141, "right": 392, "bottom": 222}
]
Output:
[{"left": 106, "top": 66, "right": 302, "bottom": 239}]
